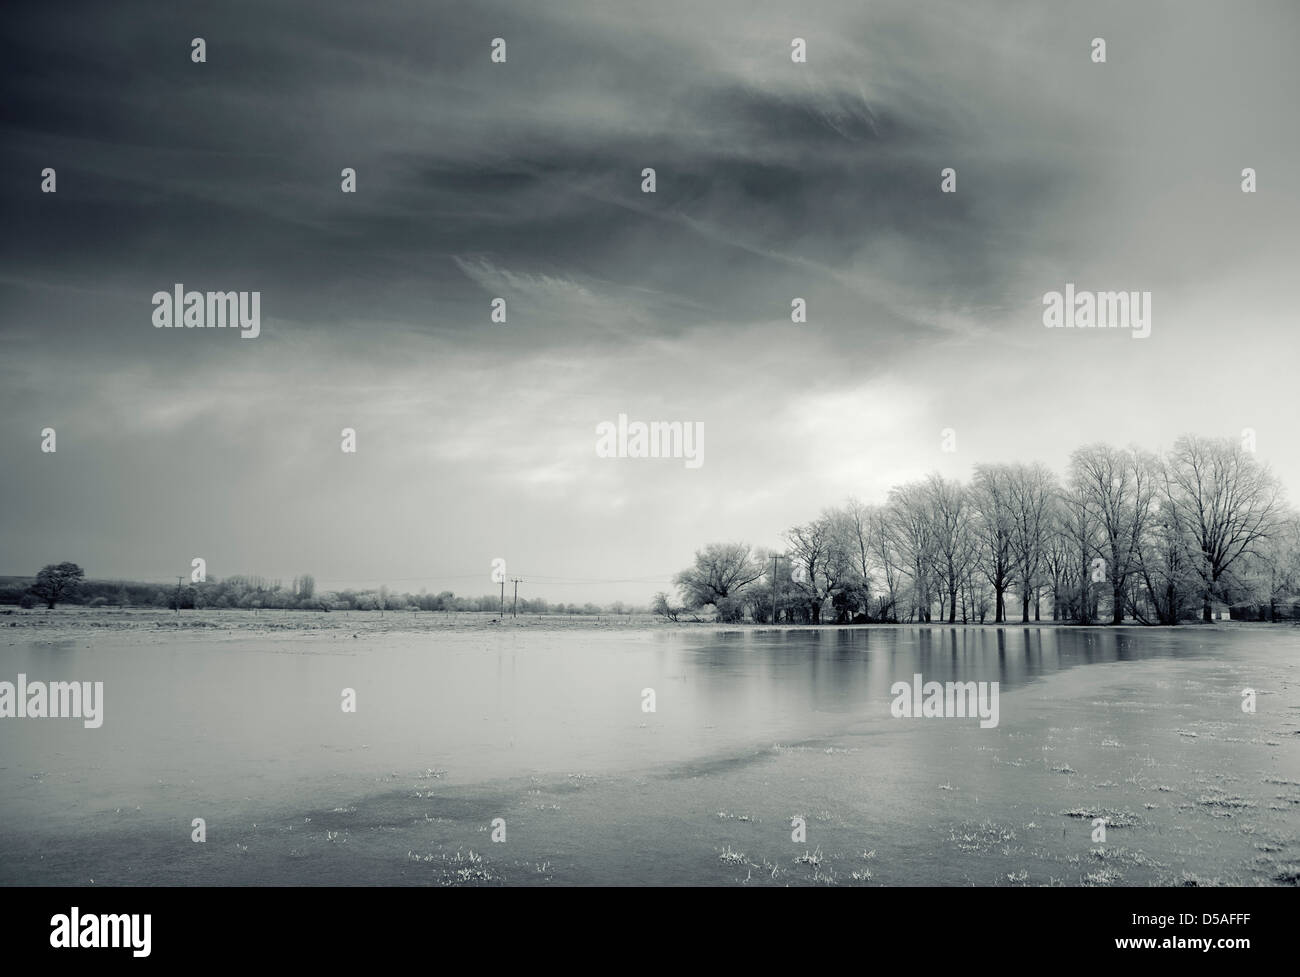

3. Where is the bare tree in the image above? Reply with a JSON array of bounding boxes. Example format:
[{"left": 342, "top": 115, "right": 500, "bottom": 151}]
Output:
[
  {"left": 826, "top": 501, "right": 873, "bottom": 621},
  {"left": 1008, "top": 462, "right": 1056, "bottom": 622},
  {"left": 1042, "top": 500, "right": 1078, "bottom": 621},
  {"left": 971, "top": 464, "right": 1016, "bottom": 623},
  {"left": 651, "top": 591, "right": 681, "bottom": 622},
  {"left": 1068, "top": 444, "right": 1157, "bottom": 624},
  {"left": 1057, "top": 472, "right": 1102, "bottom": 624},
  {"left": 867, "top": 504, "right": 903, "bottom": 621},
  {"left": 924, "top": 474, "right": 975, "bottom": 624},
  {"left": 674, "top": 542, "right": 765, "bottom": 621},
  {"left": 1164, "top": 435, "right": 1285, "bottom": 621},
  {"left": 1135, "top": 493, "right": 1200, "bottom": 624},
  {"left": 786, "top": 517, "right": 836, "bottom": 624},
  {"left": 1247, "top": 512, "right": 1300, "bottom": 620},
  {"left": 886, "top": 481, "right": 937, "bottom": 622}
]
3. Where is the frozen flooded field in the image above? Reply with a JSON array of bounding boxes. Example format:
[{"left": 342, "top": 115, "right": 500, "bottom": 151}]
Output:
[{"left": 2, "top": 620, "right": 1297, "bottom": 886}]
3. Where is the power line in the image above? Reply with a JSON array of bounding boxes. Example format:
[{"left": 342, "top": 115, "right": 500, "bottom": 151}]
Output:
[{"left": 242, "top": 571, "right": 680, "bottom": 587}]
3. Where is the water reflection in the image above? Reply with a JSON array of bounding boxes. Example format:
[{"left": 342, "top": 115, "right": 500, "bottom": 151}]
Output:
[{"left": 0, "top": 626, "right": 1252, "bottom": 832}]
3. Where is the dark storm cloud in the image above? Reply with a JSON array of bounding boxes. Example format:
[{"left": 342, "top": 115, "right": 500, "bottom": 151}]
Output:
[{"left": 0, "top": 0, "right": 1055, "bottom": 356}]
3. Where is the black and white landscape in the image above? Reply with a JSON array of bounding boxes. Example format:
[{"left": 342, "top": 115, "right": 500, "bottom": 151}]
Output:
[{"left": 1, "top": 0, "right": 1298, "bottom": 896}]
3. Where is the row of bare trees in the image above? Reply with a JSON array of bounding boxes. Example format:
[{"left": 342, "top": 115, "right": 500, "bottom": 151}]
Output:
[{"left": 667, "top": 435, "right": 1297, "bottom": 626}]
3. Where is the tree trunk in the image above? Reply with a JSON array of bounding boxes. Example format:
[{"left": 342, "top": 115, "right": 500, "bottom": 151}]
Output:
[{"left": 1079, "top": 552, "right": 1090, "bottom": 624}]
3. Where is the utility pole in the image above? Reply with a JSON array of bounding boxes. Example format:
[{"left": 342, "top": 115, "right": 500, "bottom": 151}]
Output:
[
  {"left": 511, "top": 577, "right": 522, "bottom": 618},
  {"left": 500, "top": 578, "right": 505, "bottom": 618},
  {"left": 175, "top": 576, "right": 183, "bottom": 616},
  {"left": 771, "top": 554, "right": 778, "bottom": 626}
]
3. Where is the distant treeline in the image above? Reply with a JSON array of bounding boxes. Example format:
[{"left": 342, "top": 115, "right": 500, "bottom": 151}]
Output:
[{"left": 0, "top": 571, "right": 645, "bottom": 616}]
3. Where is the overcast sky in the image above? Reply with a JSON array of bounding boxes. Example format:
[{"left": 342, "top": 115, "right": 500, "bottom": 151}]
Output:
[{"left": 2, "top": 0, "right": 1297, "bottom": 602}]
